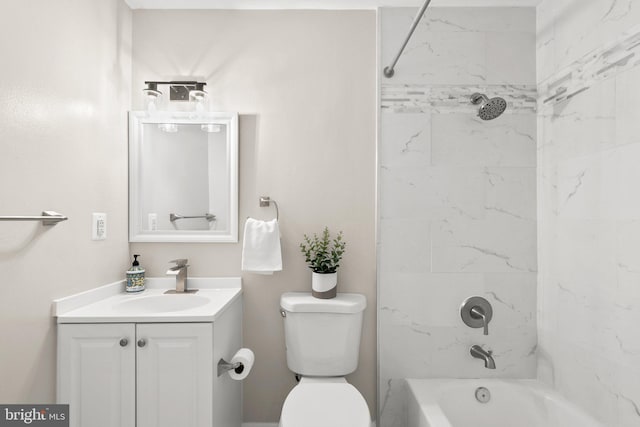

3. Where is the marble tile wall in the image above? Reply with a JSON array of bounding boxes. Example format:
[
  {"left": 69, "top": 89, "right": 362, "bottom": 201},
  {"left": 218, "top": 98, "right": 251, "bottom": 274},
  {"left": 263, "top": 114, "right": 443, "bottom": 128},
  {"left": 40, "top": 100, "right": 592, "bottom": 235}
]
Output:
[
  {"left": 378, "top": 7, "right": 537, "bottom": 426},
  {"left": 537, "top": 1, "right": 640, "bottom": 426}
]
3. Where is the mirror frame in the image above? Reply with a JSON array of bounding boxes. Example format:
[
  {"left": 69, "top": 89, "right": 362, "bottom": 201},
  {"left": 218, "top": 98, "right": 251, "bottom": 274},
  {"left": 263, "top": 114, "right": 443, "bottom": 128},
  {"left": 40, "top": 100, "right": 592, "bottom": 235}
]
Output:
[{"left": 128, "top": 111, "right": 239, "bottom": 243}]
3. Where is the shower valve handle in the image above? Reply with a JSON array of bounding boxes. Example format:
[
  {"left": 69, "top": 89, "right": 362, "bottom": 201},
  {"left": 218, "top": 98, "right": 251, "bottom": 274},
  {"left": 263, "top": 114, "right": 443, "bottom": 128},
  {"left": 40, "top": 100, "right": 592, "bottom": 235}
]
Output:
[{"left": 471, "top": 306, "right": 489, "bottom": 335}]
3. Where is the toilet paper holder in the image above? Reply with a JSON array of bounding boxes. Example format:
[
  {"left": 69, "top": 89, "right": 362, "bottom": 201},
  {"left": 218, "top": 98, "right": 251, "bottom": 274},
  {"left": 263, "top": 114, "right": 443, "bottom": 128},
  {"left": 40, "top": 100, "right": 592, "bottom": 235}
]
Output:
[{"left": 217, "top": 358, "right": 245, "bottom": 377}]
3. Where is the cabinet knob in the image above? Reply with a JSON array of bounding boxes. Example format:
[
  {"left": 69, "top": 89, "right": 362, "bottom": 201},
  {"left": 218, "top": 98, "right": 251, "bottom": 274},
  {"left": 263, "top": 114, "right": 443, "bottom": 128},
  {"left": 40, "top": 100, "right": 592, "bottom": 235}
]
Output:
[
  {"left": 119, "top": 338, "right": 129, "bottom": 347},
  {"left": 137, "top": 339, "right": 146, "bottom": 348}
]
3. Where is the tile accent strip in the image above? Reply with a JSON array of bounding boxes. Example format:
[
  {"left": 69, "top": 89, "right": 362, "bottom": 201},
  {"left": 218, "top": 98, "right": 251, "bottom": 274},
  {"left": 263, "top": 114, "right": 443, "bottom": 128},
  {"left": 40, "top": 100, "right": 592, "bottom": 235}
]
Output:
[
  {"left": 538, "top": 23, "right": 640, "bottom": 108},
  {"left": 381, "top": 84, "right": 537, "bottom": 114}
]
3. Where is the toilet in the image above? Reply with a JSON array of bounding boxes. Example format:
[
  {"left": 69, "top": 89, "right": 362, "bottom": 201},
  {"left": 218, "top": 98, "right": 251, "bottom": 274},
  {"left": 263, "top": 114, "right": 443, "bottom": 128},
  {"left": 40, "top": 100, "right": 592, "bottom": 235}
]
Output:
[{"left": 279, "top": 292, "right": 370, "bottom": 427}]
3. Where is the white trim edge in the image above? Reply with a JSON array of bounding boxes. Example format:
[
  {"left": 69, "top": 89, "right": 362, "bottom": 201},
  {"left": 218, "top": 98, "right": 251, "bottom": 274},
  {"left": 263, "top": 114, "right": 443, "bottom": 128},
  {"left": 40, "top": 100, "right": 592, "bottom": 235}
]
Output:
[{"left": 242, "top": 422, "right": 376, "bottom": 427}]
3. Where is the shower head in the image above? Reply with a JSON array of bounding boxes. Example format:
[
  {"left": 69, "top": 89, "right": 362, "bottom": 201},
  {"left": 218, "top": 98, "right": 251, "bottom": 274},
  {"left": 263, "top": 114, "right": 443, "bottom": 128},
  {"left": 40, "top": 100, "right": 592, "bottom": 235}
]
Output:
[{"left": 471, "top": 93, "right": 507, "bottom": 120}]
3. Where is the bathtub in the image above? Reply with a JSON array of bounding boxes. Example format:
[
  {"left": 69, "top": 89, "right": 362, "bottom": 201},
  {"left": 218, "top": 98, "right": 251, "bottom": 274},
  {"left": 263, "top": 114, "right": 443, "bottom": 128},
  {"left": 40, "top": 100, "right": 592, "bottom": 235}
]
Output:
[{"left": 406, "top": 379, "right": 603, "bottom": 427}]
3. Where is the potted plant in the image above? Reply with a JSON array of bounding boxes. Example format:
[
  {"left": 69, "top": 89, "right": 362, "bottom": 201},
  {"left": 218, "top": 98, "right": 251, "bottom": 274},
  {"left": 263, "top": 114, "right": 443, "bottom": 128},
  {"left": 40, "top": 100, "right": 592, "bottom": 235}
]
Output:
[{"left": 299, "top": 227, "right": 346, "bottom": 299}]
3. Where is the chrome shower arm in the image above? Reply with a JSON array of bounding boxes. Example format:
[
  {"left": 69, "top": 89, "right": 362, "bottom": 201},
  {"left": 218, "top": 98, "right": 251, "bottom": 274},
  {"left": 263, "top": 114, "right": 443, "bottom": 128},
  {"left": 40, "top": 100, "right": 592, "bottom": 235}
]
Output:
[{"left": 383, "top": 0, "right": 433, "bottom": 78}]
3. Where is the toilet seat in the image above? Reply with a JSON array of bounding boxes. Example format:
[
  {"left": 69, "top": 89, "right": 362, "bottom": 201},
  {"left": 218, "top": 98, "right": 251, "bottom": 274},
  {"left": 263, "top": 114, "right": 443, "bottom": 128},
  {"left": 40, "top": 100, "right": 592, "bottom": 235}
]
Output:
[{"left": 280, "top": 378, "right": 370, "bottom": 427}]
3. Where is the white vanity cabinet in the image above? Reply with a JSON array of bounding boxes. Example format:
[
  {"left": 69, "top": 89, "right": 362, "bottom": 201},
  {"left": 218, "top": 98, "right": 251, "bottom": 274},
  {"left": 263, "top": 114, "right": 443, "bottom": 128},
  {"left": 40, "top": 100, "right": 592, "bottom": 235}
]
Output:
[
  {"left": 58, "top": 322, "right": 213, "bottom": 427},
  {"left": 54, "top": 279, "right": 243, "bottom": 427}
]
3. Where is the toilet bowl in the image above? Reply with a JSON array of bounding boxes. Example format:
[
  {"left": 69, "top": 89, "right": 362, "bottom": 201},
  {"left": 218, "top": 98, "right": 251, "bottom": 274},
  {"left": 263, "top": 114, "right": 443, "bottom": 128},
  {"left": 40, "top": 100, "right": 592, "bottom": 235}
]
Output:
[{"left": 280, "top": 378, "right": 370, "bottom": 427}]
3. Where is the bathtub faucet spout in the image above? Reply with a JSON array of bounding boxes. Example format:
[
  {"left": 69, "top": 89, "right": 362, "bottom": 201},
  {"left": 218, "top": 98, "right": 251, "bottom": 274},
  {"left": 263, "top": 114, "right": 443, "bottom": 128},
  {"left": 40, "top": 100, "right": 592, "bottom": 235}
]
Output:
[{"left": 470, "top": 345, "right": 496, "bottom": 369}]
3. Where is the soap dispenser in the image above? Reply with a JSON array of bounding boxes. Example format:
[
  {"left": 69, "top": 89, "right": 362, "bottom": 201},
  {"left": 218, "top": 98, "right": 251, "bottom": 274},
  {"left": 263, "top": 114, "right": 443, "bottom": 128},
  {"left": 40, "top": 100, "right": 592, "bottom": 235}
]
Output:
[{"left": 126, "top": 254, "right": 145, "bottom": 293}]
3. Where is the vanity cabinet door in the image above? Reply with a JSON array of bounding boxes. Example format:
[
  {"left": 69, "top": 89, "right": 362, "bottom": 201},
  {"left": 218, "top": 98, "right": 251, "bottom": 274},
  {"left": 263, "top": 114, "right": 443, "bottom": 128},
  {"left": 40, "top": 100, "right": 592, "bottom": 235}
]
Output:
[
  {"left": 136, "top": 323, "right": 213, "bottom": 427},
  {"left": 57, "top": 323, "right": 136, "bottom": 427}
]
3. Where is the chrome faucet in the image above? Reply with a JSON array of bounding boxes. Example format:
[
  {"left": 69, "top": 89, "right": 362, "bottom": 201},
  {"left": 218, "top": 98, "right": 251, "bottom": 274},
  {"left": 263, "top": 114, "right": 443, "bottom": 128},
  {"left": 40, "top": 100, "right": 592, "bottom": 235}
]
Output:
[
  {"left": 470, "top": 345, "right": 496, "bottom": 369},
  {"left": 165, "top": 259, "right": 190, "bottom": 293}
]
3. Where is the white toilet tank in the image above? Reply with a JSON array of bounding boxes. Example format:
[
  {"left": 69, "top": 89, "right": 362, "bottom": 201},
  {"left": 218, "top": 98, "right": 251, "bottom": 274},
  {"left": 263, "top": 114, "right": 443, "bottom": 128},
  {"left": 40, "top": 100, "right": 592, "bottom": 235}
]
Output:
[{"left": 280, "top": 292, "right": 366, "bottom": 376}]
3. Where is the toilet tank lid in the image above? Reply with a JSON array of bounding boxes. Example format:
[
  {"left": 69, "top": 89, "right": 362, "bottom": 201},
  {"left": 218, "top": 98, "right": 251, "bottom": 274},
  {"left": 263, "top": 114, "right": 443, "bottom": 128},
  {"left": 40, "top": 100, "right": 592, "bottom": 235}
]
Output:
[{"left": 281, "top": 292, "right": 366, "bottom": 314}]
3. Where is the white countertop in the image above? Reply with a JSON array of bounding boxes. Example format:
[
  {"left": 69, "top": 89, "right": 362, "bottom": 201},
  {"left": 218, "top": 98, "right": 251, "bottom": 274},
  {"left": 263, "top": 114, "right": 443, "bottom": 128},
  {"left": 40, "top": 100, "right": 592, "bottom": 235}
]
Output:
[{"left": 53, "top": 277, "right": 242, "bottom": 323}]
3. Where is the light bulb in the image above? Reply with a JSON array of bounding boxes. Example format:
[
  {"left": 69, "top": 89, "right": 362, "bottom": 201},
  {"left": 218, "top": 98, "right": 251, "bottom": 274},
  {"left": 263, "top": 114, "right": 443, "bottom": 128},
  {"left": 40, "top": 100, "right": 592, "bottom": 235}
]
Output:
[
  {"left": 143, "top": 83, "right": 163, "bottom": 112},
  {"left": 189, "top": 82, "right": 208, "bottom": 114},
  {"left": 201, "top": 124, "right": 221, "bottom": 133},
  {"left": 158, "top": 123, "right": 178, "bottom": 133}
]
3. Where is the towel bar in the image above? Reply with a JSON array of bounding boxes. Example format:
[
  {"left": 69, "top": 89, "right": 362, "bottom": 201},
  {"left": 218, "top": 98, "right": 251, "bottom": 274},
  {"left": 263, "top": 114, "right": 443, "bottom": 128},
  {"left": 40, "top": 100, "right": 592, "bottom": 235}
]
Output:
[
  {"left": 170, "top": 213, "right": 216, "bottom": 222},
  {"left": 0, "top": 211, "right": 68, "bottom": 226}
]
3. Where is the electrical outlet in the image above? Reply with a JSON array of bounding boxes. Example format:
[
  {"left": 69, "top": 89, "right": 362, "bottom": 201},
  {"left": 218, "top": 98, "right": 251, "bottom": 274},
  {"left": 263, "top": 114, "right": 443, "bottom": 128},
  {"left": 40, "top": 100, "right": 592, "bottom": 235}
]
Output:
[{"left": 92, "top": 213, "right": 107, "bottom": 240}]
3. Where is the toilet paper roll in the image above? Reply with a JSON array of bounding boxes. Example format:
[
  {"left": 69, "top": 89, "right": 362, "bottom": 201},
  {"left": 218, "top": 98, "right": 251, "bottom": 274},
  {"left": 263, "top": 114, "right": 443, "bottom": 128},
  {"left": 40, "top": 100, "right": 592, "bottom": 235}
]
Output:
[{"left": 228, "top": 348, "right": 255, "bottom": 380}]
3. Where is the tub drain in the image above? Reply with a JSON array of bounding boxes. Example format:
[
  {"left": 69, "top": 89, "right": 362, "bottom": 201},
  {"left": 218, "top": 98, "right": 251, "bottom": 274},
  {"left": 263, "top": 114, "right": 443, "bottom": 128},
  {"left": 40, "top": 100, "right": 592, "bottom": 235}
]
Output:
[{"left": 475, "top": 386, "right": 491, "bottom": 403}]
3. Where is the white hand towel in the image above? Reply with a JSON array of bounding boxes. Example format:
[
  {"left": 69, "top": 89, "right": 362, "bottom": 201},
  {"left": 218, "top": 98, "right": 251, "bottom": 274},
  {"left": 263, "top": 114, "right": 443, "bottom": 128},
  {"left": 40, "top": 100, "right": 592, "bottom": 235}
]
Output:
[{"left": 241, "top": 218, "right": 282, "bottom": 274}]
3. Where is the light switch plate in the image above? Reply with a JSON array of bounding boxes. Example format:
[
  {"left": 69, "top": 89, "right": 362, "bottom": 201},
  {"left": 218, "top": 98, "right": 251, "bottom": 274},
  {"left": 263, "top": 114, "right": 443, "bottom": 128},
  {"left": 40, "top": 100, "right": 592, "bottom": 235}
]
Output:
[
  {"left": 92, "top": 213, "right": 107, "bottom": 240},
  {"left": 148, "top": 213, "right": 157, "bottom": 231}
]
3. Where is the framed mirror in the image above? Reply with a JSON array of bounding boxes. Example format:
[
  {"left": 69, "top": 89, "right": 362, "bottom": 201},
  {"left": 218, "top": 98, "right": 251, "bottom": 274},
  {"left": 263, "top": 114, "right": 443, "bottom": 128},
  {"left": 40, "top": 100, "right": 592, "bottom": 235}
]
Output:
[{"left": 128, "top": 111, "right": 238, "bottom": 242}]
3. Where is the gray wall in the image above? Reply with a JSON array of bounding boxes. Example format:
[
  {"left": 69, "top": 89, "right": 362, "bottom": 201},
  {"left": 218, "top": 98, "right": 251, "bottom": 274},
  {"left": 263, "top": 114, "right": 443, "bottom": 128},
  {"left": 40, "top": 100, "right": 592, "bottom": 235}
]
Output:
[
  {"left": 536, "top": 1, "right": 640, "bottom": 425},
  {"left": 130, "top": 10, "right": 377, "bottom": 423},
  {"left": 378, "top": 7, "right": 537, "bottom": 426},
  {"left": 0, "top": 0, "right": 132, "bottom": 402}
]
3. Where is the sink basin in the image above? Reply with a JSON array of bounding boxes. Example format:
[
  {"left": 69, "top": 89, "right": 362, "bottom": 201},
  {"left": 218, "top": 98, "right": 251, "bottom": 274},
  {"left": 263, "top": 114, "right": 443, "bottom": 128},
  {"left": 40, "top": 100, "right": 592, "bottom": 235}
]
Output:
[{"left": 114, "top": 294, "right": 210, "bottom": 314}]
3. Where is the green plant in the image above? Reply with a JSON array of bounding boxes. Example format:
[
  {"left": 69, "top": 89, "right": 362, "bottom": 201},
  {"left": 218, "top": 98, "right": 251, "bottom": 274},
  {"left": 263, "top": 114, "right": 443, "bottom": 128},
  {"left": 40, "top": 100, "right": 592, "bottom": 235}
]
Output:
[{"left": 299, "top": 227, "right": 346, "bottom": 274}]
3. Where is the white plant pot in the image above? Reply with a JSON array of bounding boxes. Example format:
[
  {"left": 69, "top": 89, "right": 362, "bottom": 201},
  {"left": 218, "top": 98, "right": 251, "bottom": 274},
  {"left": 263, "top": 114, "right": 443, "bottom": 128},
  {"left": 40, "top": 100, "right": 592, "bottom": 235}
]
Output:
[{"left": 311, "top": 271, "right": 337, "bottom": 299}]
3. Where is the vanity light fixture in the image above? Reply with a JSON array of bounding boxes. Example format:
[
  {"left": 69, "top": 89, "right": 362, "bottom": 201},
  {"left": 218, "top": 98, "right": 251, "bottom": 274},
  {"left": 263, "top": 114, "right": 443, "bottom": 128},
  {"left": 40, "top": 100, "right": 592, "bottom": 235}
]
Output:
[
  {"left": 143, "top": 81, "right": 207, "bottom": 101},
  {"left": 143, "top": 80, "right": 208, "bottom": 112}
]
